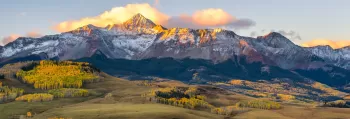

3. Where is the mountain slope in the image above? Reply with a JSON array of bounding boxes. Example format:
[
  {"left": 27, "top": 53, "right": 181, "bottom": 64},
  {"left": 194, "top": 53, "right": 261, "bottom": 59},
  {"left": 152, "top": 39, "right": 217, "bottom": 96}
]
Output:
[
  {"left": 0, "top": 14, "right": 338, "bottom": 70},
  {"left": 0, "top": 13, "right": 349, "bottom": 87},
  {"left": 76, "top": 51, "right": 350, "bottom": 89},
  {"left": 306, "top": 46, "right": 350, "bottom": 69}
]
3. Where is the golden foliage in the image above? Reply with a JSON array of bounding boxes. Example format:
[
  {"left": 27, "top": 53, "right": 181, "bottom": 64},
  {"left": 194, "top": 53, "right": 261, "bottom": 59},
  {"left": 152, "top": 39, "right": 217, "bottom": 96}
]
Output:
[
  {"left": 16, "top": 60, "right": 98, "bottom": 90},
  {"left": 235, "top": 100, "right": 281, "bottom": 110},
  {"left": 0, "top": 81, "right": 2, "bottom": 87},
  {"left": 157, "top": 97, "right": 214, "bottom": 109},
  {"left": 312, "top": 82, "right": 342, "bottom": 96},
  {"left": 0, "top": 86, "right": 24, "bottom": 103},
  {"left": 229, "top": 80, "right": 245, "bottom": 85},
  {"left": 48, "top": 88, "right": 89, "bottom": 98},
  {"left": 15, "top": 93, "right": 54, "bottom": 102},
  {"left": 184, "top": 87, "right": 198, "bottom": 97},
  {"left": 211, "top": 106, "right": 239, "bottom": 116},
  {"left": 144, "top": 87, "right": 214, "bottom": 109},
  {"left": 26, "top": 112, "right": 32, "bottom": 117},
  {"left": 277, "top": 94, "right": 295, "bottom": 101}
]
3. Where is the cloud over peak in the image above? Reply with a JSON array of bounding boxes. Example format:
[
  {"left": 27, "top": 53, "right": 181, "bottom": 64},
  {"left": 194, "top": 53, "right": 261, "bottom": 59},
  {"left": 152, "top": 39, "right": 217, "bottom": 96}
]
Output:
[
  {"left": 165, "top": 8, "right": 255, "bottom": 29},
  {"left": 192, "top": 8, "right": 234, "bottom": 26},
  {"left": 54, "top": 3, "right": 170, "bottom": 32},
  {"left": 1, "top": 31, "right": 42, "bottom": 46},
  {"left": 53, "top": 3, "right": 256, "bottom": 32}
]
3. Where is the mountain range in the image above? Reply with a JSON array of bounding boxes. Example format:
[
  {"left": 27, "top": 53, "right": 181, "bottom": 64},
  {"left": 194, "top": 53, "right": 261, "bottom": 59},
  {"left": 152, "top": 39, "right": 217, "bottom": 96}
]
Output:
[{"left": 1, "top": 13, "right": 349, "bottom": 88}]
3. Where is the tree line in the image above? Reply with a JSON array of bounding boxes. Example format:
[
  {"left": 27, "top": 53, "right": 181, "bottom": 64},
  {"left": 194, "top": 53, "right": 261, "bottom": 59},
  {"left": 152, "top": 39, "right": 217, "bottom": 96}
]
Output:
[
  {"left": 48, "top": 88, "right": 89, "bottom": 98},
  {"left": 235, "top": 100, "right": 282, "bottom": 110},
  {"left": 143, "top": 87, "right": 214, "bottom": 109},
  {"left": 15, "top": 93, "right": 54, "bottom": 102}
]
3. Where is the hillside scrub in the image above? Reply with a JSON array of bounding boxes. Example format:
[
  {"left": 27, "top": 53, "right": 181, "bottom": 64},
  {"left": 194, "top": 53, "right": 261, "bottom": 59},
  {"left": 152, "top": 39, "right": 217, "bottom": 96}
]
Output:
[
  {"left": 48, "top": 88, "right": 89, "bottom": 98},
  {"left": 16, "top": 60, "right": 99, "bottom": 90},
  {"left": 322, "top": 100, "right": 350, "bottom": 108},
  {"left": 235, "top": 100, "right": 281, "bottom": 110},
  {"left": 277, "top": 94, "right": 295, "bottom": 101},
  {"left": 0, "top": 86, "right": 24, "bottom": 103},
  {"left": 15, "top": 93, "right": 54, "bottom": 102},
  {"left": 0, "top": 61, "right": 36, "bottom": 79},
  {"left": 210, "top": 106, "right": 245, "bottom": 116},
  {"left": 143, "top": 87, "right": 214, "bottom": 109}
]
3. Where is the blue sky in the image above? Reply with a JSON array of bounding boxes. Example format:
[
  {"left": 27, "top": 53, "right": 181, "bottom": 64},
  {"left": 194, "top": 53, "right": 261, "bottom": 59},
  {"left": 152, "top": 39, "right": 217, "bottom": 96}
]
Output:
[{"left": 0, "top": 0, "right": 349, "bottom": 45}]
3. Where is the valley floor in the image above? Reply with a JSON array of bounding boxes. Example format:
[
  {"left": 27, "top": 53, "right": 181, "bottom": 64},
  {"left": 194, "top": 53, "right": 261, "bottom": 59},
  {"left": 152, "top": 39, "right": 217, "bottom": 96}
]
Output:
[{"left": 1, "top": 73, "right": 350, "bottom": 119}]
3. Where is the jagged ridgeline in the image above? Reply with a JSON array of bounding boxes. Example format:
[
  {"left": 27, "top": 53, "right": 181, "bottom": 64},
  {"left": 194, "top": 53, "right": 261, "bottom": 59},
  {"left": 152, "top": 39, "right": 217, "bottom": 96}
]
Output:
[{"left": 16, "top": 60, "right": 100, "bottom": 90}]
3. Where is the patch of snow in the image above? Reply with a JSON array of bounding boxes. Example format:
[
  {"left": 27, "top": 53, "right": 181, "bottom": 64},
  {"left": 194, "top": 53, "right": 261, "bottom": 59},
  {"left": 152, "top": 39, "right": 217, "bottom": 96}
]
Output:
[{"left": 112, "top": 35, "right": 156, "bottom": 57}]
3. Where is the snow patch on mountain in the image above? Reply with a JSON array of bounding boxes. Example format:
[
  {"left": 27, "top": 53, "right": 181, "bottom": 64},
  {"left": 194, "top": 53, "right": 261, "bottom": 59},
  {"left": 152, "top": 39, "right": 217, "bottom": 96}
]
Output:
[{"left": 112, "top": 35, "right": 156, "bottom": 59}]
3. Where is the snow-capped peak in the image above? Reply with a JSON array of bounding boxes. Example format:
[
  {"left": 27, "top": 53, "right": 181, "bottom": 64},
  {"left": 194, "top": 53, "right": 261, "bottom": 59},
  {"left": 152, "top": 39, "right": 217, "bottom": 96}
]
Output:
[
  {"left": 257, "top": 32, "right": 295, "bottom": 48},
  {"left": 104, "top": 13, "right": 166, "bottom": 35},
  {"left": 123, "top": 13, "right": 156, "bottom": 30}
]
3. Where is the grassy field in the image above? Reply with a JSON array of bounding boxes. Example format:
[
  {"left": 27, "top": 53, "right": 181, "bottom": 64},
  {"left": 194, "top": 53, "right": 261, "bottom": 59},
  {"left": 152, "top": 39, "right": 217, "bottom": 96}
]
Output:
[
  {"left": 231, "top": 105, "right": 350, "bottom": 119},
  {"left": 0, "top": 98, "right": 91, "bottom": 119},
  {"left": 33, "top": 103, "right": 227, "bottom": 119},
  {"left": 1, "top": 69, "right": 350, "bottom": 119},
  {"left": 30, "top": 77, "right": 350, "bottom": 119}
]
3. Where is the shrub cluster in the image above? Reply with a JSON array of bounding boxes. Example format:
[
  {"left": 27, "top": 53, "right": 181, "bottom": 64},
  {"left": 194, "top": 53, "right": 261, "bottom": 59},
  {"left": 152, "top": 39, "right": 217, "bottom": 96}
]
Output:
[
  {"left": 0, "top": 86, "right": 24, "bottom": 103},
  {"left": 210, "top": 106, "right": 248, "bottom": 116},
  {"left": 277, "top": 94, "right": 295, "bottom": 101},
  {"left": 157, "top": 97, "right": 213, "bottom": 109},
  {"left": 48, "top": 88, "right": 89, "bottom": 98},
  {"left": 235, "top": 100, "right": 281, "bottom": 110},
  {"left": 144, "top": 87, "right": 214, "bottom": 109},
  {"left": 15, "top": 93, "right": 54, "bottom": 102}
]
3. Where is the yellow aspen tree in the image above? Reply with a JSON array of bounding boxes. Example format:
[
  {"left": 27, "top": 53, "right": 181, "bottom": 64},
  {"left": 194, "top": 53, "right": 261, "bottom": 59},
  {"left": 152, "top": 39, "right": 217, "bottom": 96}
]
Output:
[{"left": 27, "top": 112, "right": 32, "bottom": 118}]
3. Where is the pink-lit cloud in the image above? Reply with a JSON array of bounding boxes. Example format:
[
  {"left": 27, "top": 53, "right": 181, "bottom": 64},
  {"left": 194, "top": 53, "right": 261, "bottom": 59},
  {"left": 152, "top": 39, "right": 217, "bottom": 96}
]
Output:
[
  {"left": 302, "top": 39, "right": 350, "bottom": 49},
  {"left": 54, "top": 3, "right": 170, "bottom": 32},
  {"left": 1, "top": 31, "right": 42, "bottom": 46},
  {"left": 1, "top": 34, "right": 20, "bottom": 46},
  {"left": 53, "top": 4, "right": 255, "bottom": 32},
  {"left": 165, "top": 8, "right": 255, "bottom": 29}
]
